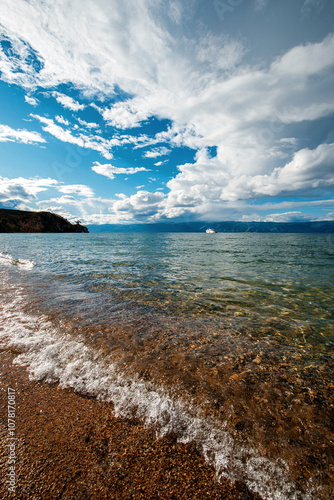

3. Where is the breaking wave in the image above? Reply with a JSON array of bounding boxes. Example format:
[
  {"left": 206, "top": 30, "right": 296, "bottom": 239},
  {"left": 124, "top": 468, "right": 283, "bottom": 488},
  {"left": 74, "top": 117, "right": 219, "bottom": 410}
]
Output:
[
  {"left": 0, "top": 251, "right": 35, "bottom": 270},
  {"left": 0, "top": 277, "right": 314, "bottom": 500}
]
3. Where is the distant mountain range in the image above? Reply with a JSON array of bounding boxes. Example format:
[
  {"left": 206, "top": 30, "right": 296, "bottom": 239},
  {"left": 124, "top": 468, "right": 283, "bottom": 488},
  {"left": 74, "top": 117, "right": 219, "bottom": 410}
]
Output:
[
  {"left": 87, "top": 221, "right": 334, "bottom": 233},
  {"left": 1, "top": 208, "right": 332, "bottom": 233},
  {"left": 0, "top": 209, "right": 89, "bottom": 233}
]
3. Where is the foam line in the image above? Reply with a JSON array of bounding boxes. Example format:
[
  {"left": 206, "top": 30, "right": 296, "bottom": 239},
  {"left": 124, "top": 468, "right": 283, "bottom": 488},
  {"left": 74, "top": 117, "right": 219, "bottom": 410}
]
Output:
[
  {"left": 0, "top": 279, "right": 313, "bottom": 500},
  {"left": 0, "top": 251, "right": 35, "bottom": 270}
]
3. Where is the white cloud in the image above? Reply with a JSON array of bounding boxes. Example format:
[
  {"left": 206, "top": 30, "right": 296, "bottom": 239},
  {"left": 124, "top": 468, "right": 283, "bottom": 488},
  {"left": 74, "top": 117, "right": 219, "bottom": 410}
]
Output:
[
  {"left": 31, "top": 114, "right": 113, "bottom": 159},
  {"left": 77, "top": 118, "right": 99, "bottom": 129},
  {"left": 278, "top": 137, "right": 298, "bottom": 145},
  {"left": 318, "top": 212, "right": 334, "bottom": 221},
  {"left": 0, "top": 1, "right": 333, "bottom": 222},
  {"left": 143, "top": 147, "right": 171, "bottom": 158},
  {"left": 0, "top": 1, "right": 245, "bottom": 116},
  {"left": 113, "top": 190, "right": 165, "bottom": 220},
  {"left": 161, "top": 143, "right": 334, "bottom": 219},
  {"left": 57, "top": 184, "right": 95, "bottom": 197},
  {"left": 233, "top": 142, "right": 334, "bottom": 199},
  {"left": 92, "top": 162, "right": 149, "bottom": 180},
  {"left": 99, "top": 97, "right": 153, "bottom": 129},
  {"left": 0, "top": 176, "right": 58, "bottom": 207},
  {"left": 24, "top": 95, "right": 38, "bottom": 106},
  {"left": 270, "top": 143, "right": 334, "bottom": 192},
  {"left": 52, "top": 92, "right": 85, "bottom": 111},
  {"left": 37, "top": 205, "right": 78, "bottom": 220},
  {"left": 1, "top": 3, "right": 333, "bottom": 149},
  {"left": 35, "top": 196, "right": 86, "bottom": 220},
  {"left": 1, "top": 2, "right": 333, "bottom": 134},
  {"left": 271, "top": 35, "right": 334, "bottom": 80},
  {"left": 0, "top": 176, "right": 95, "bottom": 210},
  {"left": 55, "top": 115, "right": 70, "bottom": 126},
  {"left": 38, "top": 195, "right": 79, "bottom": 205},
  {"left": 0, "top": 124, "right": 46, "bottom": 144},
  {"left": 264, "top": 212, "right": 313, "bottom": 223},
  {"left": 35, "top": 194, "right": 125, "bottom": 224}
]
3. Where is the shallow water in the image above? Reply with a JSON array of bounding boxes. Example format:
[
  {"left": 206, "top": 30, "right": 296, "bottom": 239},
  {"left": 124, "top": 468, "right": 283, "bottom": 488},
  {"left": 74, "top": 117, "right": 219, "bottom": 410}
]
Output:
[{"left": 0, "top": 233, "right": 333, "bottom": 499}]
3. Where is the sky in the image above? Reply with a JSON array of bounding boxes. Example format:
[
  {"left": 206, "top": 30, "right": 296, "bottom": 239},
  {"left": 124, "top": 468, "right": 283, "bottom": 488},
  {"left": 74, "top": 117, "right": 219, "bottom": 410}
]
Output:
[{"left": 0, "top": 0, "right": 333, "bottom": 225}]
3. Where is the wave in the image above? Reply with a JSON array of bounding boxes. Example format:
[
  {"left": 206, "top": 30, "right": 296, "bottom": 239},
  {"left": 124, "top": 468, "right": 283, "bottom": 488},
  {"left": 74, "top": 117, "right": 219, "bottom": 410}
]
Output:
[
  {"left": 0, "top": 251, "right": 35, "bottom": 270},
  {"left": 0, "top": 278, "right": 315, "bottom": 500}
]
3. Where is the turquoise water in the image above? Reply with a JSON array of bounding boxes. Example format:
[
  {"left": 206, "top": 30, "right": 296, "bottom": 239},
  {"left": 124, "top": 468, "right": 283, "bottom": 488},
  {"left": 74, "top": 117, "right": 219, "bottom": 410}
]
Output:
[
  {"left": 1, "top": 232, "right": 333, "bottom": 350},
  {"left": 1, "top": 232, "right": 333, "bottom": 499}
]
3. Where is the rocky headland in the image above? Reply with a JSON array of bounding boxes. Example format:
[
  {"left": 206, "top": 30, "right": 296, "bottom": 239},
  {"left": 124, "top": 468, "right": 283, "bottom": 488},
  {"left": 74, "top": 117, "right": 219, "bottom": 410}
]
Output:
[{"left": 0, "top": 208, "right": 88, "bottom": 233}]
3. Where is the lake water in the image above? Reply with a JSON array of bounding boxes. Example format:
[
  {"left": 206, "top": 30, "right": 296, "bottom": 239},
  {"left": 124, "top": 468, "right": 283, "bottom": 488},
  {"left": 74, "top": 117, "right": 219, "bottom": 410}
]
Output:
[{"left": 1, "top": 232, "right": 333, "bottom": 499}]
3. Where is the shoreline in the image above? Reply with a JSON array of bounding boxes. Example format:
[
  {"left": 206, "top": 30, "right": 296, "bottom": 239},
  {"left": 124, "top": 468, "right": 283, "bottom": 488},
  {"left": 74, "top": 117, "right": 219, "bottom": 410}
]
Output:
[{"left": 0, "top": 350, "right": 259, "bottom": 500}]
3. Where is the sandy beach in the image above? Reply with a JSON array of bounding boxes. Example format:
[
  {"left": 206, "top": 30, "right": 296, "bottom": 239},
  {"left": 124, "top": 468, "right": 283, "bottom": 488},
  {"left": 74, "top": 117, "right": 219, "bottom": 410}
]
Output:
[{"left": 0, "top": 351, "right": 260, "bottom": 500}]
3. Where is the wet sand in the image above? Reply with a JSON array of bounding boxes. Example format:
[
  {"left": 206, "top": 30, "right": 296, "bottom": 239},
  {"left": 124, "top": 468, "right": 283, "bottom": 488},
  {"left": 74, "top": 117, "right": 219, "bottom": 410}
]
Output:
[{"left": 0, "top": 351, "right": 260, "bottom": 500}]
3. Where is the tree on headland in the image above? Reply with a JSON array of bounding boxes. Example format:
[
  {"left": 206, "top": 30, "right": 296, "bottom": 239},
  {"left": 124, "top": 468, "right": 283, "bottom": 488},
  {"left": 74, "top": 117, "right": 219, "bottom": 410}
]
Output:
[{"left": 0, "top": 217, "right": 9, "bottom": 232}]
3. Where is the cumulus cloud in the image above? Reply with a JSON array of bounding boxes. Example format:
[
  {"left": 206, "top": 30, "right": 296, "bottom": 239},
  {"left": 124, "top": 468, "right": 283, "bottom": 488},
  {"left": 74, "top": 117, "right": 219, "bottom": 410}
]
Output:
[
  {"left": 263, "top": 212, "right": 313, "bottom": 222},
  {"left": 0, "top": 176, "right": 58, "bottom": 207},
  {"left": 24, "top": 95, "right": 38, "bottom": 106},
  {"left": 143, "top": 147, "right": 171, "bottom": 158},
  {"left": 0, "top": 1, "right": 333, "bottom": 222},
  {"left": 162, "top": 143, "right": 334, "bottom": 219},
  {"left": 57, "top": 184, "right": 95, "bottom": 197},
  {"left": 0, "top": 173, "right": 97, "bottom": 214},
  {"left": 270, "top": 143, "right": 334, "bottom": 191},
  {"left": 35, "top": 193, "right": 132, "bottom": 224},
  {"left": 35, "top": 196, "right": 85, "bottom": 220},
  {"left": 55, "top": 115, "right": 70, "bottom": 126},
  {"left": 92, "top": 162, "right": 149, "bottom": 180},
  {"left": 113, "top": 190, "right": 165, "bottom": 219},
  {"left": 1, "top": 3, "right": 333, "bottom": 150},
  {"left": 0, "top": 124, "right": 46, "bottom": 144},
  {"left": 1, "top": 2, "right": 333, "bottom": 136},
  {"left": 238, "top": 142, "right": 334, "bottom": 199},
  {"left": 100, "top": 99, "right": 150, "bottom": 129},
  {"left": 166, "top": 148, "right": 229, "bottom": 207}
]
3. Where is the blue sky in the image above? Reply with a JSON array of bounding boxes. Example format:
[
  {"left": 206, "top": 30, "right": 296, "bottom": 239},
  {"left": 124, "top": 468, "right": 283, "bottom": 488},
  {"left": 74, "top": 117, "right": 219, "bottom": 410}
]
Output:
[{"left": 0, "top": 0, "right": 333, "bottom": 224}]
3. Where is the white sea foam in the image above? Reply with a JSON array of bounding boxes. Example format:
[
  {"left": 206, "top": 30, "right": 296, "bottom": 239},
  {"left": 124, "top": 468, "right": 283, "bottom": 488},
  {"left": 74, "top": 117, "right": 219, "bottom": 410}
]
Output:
[
  {"left": 0, "top": 252, "right": 35, "bottom": 270},
  {"left": 0, "top": 279, "right": 315, "bottom": 500}
]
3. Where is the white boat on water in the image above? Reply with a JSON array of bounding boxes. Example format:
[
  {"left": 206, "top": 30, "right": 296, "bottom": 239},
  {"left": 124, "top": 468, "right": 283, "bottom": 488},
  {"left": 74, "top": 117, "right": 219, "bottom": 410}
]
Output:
[{"left": 206, "top": 228, "right": 217, "bottom": 233}]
